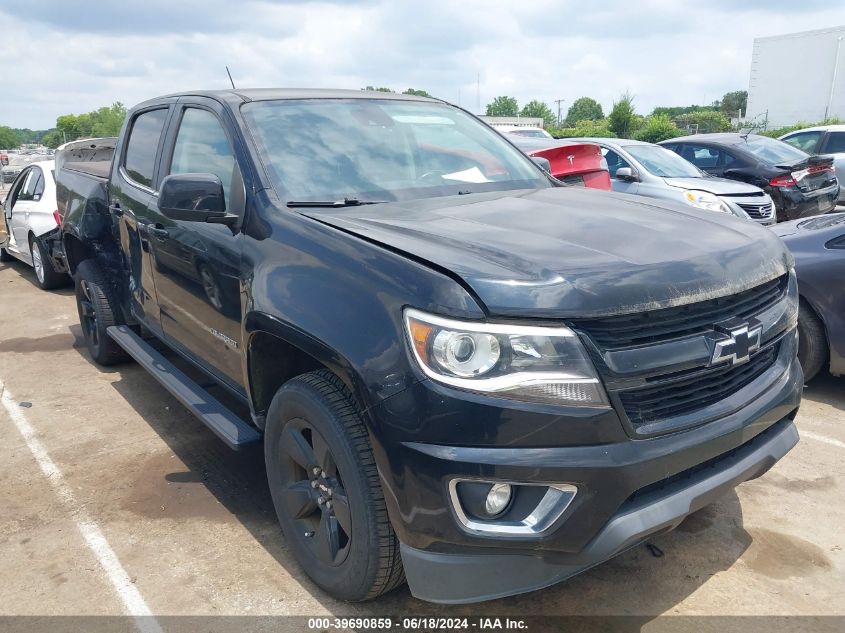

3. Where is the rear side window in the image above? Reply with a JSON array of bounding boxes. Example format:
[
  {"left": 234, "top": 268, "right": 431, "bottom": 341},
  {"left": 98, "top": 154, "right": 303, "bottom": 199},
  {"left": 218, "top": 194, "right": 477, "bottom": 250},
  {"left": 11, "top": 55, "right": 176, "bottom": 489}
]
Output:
[
  {"left": 824, "top": 131, "right": 845, "bottom": 154},
  {"left": 16, "top": 167, "right": 43, "bottom": 201},
  {"left": 677, "top": 144, "right": 719, "bottom": 169},
  {"left": 123, "top": 109, "right": 168, "bottom": 188}
]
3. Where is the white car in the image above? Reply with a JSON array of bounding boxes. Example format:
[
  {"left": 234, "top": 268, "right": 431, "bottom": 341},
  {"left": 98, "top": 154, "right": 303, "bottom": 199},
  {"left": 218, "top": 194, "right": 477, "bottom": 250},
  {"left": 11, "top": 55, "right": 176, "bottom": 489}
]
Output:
[{"left": 1, "top": 159, "right": 68, "bottom": 289}]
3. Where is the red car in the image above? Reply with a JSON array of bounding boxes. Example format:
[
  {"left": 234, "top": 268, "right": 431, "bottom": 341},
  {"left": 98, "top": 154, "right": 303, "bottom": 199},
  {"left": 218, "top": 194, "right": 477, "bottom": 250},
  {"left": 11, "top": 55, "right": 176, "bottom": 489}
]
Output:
[{"left": 506, "top": 135, "right": 611, "bottom": 190}]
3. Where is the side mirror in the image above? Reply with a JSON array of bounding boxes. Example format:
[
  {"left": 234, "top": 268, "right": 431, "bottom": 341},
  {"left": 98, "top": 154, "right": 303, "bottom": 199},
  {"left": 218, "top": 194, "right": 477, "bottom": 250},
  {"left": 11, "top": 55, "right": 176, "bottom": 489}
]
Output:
[
  {"left": 531, "top": 156, "right": 552, "bottom": 173},
  {"left": 615, "top": 167, "right": 638, "bottom": 182},
  {"left": 158, "top": 173, "right": 234, "bottom": 224}
]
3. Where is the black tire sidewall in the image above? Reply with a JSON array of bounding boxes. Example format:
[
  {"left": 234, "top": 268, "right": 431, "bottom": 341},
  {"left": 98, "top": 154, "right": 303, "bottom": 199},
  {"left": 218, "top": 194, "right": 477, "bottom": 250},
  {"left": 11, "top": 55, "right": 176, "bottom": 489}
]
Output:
[
  {"left": 74, "top": 260, "right": 124, "bottom": 365},
  {"left": 30, "top": 236, "right": 64, "bottom": 290},
  {"left": 797, "top": 303, "right": 827, "bottom": 382},
  {"left": 265, "top": 380, "right": 381, "bottom": 601}
]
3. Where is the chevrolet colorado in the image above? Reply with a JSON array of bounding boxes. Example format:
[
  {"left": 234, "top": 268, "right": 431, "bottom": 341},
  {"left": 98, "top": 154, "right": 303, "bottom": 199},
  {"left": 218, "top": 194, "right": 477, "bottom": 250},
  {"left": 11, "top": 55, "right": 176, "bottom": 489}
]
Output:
[{"left": 52, "top": 89, "right": 801, "bottom": 604}]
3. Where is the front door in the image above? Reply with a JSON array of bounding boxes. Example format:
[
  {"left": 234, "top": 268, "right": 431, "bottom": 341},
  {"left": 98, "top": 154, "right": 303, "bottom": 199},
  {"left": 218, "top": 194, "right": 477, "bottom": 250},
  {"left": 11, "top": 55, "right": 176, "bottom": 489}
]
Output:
[
  {"left": 111, "top": 106, "right": 171, "bottom": 329},
  {"left": 150, "top": 103, "right": 246, "bottom": 386}
]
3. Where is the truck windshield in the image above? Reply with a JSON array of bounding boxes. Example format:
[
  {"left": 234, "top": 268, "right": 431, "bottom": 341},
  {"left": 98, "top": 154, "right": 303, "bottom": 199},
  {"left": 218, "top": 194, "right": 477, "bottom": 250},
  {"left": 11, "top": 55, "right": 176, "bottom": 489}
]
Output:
[
  {"left": 241, "top": 99, "right": 549, "bottom": 204},
  {"left": 625, "top": 145, "right": 704, "bottom": 178}
]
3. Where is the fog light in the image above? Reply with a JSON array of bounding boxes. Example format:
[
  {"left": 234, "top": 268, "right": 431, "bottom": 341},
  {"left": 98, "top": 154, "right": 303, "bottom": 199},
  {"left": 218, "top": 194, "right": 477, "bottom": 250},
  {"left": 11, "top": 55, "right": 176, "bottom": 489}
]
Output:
[{"left": 485, "top": 483, "right": 512, "bottom": 516}]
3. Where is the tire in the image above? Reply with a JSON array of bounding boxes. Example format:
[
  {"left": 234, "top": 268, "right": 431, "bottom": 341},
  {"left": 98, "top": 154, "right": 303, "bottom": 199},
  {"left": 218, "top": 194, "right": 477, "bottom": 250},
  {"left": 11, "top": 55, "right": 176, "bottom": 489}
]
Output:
[
  {"left": 74, "top": 259, "right": 129, "bottom": 366},
  {"left": 265, "top": 369, "right": 404, "bottom": 601},
  {"left": 797, "top": 302, "right": 828, "bottom": 382},
  {"left": 29, "top": 235, "right": 67, "bottom": 290},
  {"left": 0, "top": 247, "right": 12, "bottom": 262}
]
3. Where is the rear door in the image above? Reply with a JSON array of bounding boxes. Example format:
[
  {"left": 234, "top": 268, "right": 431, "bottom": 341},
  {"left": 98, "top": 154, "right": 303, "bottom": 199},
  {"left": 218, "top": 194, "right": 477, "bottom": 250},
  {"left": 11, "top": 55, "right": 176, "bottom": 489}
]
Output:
[
  {"left": 111, "top": 106, "right": 171, "bottom": 329},
  {"left": 150, "top": 99, "right": 247, "bottom": 387}
]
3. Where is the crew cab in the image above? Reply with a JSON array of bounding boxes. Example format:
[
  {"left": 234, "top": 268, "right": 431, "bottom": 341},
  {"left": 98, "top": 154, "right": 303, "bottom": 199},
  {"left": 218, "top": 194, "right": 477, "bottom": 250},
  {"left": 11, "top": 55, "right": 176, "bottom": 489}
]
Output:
[{"left": 52, "top": 89, "right": 801, "bottom": 604}]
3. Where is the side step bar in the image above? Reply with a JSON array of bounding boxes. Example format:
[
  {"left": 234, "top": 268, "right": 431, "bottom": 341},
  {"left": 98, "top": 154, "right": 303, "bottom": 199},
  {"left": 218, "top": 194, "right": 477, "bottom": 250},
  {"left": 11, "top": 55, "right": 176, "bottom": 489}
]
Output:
[{"left": 106, "top": 325, "right": 261, "bottom": 450}]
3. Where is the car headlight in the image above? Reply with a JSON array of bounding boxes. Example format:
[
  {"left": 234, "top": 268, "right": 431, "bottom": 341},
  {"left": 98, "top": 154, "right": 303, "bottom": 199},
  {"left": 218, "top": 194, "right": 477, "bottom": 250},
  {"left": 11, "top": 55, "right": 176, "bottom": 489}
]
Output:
[
  {"left": 683, "top": 190, "right": 728, "bottom": 213},
  {"left": 404, "top": 308, "right": 609, "bottom": 406}
]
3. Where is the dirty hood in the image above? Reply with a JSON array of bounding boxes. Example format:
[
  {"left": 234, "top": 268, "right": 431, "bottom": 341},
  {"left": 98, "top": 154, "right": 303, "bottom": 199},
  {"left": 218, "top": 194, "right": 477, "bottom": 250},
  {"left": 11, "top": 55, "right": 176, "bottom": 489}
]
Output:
[{"left": 303, "top": 188, "right": 792, "bottom": 318}]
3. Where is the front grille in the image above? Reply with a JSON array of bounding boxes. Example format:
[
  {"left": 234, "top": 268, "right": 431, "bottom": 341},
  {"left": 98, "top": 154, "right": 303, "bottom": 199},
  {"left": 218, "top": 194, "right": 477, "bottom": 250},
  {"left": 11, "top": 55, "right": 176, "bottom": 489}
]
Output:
[
  {"left": 573, "top": 274, "right": 787, "bottom": 349},
  {"left": 738, "top": 202, "right": 773, "bottom": 219},
  {"left": 618, "top": 342, "right": 780, "bottom": 431}
]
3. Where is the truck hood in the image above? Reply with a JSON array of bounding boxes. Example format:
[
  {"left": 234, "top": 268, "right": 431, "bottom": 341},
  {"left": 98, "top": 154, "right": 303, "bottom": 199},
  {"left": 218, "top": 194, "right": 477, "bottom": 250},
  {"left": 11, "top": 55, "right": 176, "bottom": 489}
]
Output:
[
  {"left": 663, "top": 177, "right": 763, "bottom": 196},
  {"left": 302, "top": 188, "right": 791, "bottom": 318}
]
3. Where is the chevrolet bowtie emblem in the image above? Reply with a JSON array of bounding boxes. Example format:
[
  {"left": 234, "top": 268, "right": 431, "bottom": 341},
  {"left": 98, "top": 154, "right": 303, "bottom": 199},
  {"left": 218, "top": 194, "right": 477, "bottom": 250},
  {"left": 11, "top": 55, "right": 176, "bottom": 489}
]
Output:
[{"left": 710, "top": 320, "right": 762, "bottom": 367}]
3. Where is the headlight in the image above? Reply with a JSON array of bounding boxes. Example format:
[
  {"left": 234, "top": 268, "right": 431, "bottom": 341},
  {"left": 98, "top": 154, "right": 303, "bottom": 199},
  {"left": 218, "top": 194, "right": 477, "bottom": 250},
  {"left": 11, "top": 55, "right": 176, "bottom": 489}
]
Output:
[
  {"left": 404, "top": 308, "right": 609, "bottom": 406},
  {"left": 683, "top": 190, "right": 728, "bottom": 213}
]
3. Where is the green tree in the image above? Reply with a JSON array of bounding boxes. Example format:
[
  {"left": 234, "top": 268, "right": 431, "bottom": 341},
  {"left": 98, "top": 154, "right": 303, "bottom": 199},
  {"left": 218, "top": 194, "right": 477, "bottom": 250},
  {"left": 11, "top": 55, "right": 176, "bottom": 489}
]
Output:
[
  {"left": 362, "top": 86, "right": 394, "bottom": 93},
  {"left": 520, "top": 100, "right": 555, "bottom": 126},
  {"left": 719, "top": 90, "right": 748, "bottom": 117},
  {"left": 55, "top": 102, "right": 126, "bottom": 143},
  {"left": 608, "top": 92, "right": 637, "bottom": 138},
  {"left": 403, "top": 88, "right": 432, "bottom": 97},
  {"left": 564, "top": 97, "right": 604, "bottom": 126},
  {"left": 485, "top": 96, "right": 518, "bottom": 117},
  {"left": 651, "top": 104, "right": 717, "bottom": 117},
  {"left": 41, "top": 130, "right": 63, "bottom": 149},
  {"left": 0, "top": 126, "right": 21, "bottom": 149},
  {"left": 633, "top": 114, "right": 681, "bottom": 143},
  {"left": 673, "top": 109, "right": 731, "bottom": 133}
]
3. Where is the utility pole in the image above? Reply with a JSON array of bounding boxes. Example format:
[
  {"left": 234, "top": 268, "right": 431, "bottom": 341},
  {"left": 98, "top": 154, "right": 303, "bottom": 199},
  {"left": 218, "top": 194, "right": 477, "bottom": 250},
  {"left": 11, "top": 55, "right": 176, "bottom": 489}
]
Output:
[
  {"left": 825, "top": 35, "right": 844, "bottom": 120},
  {"left": 554, "top": 99, "right": 565, "bottom": 126}
]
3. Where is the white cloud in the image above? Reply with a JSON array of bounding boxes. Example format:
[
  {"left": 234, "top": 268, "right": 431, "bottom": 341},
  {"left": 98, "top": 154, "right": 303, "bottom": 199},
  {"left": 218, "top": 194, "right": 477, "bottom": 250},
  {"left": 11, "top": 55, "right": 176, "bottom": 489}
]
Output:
[{"left": 2, "top": 0, "right": 845, "bottom": 128}]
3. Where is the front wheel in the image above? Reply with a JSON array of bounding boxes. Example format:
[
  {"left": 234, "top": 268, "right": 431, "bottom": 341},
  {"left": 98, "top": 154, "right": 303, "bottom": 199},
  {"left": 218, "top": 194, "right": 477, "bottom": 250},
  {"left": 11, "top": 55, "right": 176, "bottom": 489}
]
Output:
[
  {"left": 797, "top": 302, "right": 828, "bottom": 382},
  {"left": 74, "top": 259, "right": 129, "bottom": 365},
  {"left": 265, "top": 370, "right": 404, "bottom": 601}
]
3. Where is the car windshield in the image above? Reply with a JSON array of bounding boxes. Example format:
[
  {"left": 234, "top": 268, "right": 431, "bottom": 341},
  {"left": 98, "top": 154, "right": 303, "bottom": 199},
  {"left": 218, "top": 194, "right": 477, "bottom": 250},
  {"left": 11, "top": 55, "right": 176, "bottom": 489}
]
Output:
[
  {"left": 241, "top": 99, "right": 549, "bottom": 203},
  {"left": 625, "top": 145, "right": 704, "bottom": 178},
  {"left": 743, "top": 136, "right": 808, "bottom": 164}
]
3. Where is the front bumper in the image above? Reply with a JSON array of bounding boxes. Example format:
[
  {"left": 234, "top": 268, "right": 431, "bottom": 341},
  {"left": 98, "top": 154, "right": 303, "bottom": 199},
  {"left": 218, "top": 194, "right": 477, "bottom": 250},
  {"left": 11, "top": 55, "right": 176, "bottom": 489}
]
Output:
[
  {"left": 371, "top": 347, "right": 802, "bottom": 603},
  {"left": 401, "top": 416, "right": 798, "bottom": 603}
]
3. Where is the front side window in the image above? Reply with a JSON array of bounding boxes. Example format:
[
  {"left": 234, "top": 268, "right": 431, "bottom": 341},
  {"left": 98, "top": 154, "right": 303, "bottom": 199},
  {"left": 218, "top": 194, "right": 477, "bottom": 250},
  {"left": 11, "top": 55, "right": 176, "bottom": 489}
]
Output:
[
  {"left": 782, "top": 131, "right": 822, "bottom": 153},
  {"left": 124, "top": 108, "right": 168, "bottom": 188},
  {"left": 169, "top": 108, "right": 241, "bottom": 210},
  {"left": 241, "top": 99, "right": 548, "bottom": 203},
  {"left": 601, "top": 147, "right": 632, "bottom": 178}
]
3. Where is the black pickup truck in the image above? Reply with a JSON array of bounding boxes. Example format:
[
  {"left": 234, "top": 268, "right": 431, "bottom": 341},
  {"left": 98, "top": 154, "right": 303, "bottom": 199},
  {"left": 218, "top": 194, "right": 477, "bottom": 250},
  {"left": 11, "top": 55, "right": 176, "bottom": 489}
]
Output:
[{"left": 52, "top": 89, "right": 802, "bottom": 604}]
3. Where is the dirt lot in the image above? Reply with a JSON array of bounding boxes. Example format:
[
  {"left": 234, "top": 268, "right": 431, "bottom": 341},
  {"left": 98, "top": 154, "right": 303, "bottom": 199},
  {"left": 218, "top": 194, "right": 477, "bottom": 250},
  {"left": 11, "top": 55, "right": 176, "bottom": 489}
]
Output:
[{"left": 0, "top": 247, "right": 843, "bottom": 630}]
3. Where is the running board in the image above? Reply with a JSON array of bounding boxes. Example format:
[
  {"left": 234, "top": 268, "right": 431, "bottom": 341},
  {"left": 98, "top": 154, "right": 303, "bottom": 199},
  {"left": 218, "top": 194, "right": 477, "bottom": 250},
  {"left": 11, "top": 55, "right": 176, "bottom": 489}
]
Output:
[{"left": 106, "top": 325, "right": 261, "bottom": 450}]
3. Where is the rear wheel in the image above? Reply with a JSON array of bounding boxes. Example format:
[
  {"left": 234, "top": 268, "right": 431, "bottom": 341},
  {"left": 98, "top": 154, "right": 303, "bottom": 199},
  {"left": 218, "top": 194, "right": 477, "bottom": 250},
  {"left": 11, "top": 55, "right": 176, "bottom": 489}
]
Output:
[
  {"left": 265, "top": 370, "right": 404, "bottom": 601},
  {"left": 74, "top": 259, "right": 129, "bottom": 366},
  {"left": 29, "top": 235, "right": 67, "bottom": 290},
  {"left": 797, "top": 302, "right": 827, "bottom": 382}
]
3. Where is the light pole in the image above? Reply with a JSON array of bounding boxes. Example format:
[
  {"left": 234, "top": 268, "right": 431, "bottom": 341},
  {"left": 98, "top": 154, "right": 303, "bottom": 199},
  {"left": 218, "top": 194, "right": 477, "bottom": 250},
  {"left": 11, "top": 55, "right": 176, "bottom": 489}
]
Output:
[
  {"left": 554, "top": 99, "right": 565, "bottom": 127},
  {"left": 825, "top": 35, "right": 844, "bottom": 120}
]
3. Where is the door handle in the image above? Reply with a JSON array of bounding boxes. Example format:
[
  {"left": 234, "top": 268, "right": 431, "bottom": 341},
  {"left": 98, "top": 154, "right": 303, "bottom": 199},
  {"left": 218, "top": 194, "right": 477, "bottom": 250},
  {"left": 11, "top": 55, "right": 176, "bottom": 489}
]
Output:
[
  {"left": 148, "top": 225, "right": 169, "bottom": 240},
  {"left": 109, "top": 203, "right": 124, "bottom": 217}
]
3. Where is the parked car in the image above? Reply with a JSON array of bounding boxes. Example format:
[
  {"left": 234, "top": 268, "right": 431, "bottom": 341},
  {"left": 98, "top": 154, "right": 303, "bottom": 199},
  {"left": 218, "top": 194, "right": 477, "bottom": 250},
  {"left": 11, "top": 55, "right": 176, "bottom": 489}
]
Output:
[
  {"left": 779, "top": 124, "right": 845, "bottom": 203},
  {"left": 661, "top": 134, "right": 839, "bottom": 222},
  {"left": 507, "top": 136, "right": 611, "bottom": 190},
  {"left": 0, "top": 159, "right": 68, "bottom": 289},
  {"left": 50, "top": 89, "right": 800, "bottom": 604},
  {"left": 772, "top": 213, "right": 845, "bottom": 381},
  {"left": 502, "top": 126, "right": 553, "bottom": 139},
  {"left": 572, "top": 138, "right": 775, "bottom": 225}
]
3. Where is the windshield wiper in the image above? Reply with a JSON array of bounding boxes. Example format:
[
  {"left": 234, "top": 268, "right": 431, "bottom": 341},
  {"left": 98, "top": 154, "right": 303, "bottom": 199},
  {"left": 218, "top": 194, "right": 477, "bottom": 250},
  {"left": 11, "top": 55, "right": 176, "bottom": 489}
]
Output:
[{"left": 286, "top": 197, "right": 389, "bottom": 208}]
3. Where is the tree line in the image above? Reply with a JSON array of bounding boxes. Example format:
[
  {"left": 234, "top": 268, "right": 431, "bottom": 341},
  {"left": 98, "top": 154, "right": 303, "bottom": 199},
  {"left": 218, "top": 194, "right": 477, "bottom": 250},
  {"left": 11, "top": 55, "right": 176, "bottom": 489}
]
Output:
[
  {"left": 484, "top": 90, "right": 750, "bottom": 142},
  {"left": 0, "top": 103, "right": 127, "bottom": 150}
]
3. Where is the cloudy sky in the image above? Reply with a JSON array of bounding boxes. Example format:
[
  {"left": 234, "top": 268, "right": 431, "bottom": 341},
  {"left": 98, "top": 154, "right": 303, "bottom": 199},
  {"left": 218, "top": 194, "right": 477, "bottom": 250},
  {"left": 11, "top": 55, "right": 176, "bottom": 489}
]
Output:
[{"left": 3, "top": 0, "right": 845, "bottom": 129}]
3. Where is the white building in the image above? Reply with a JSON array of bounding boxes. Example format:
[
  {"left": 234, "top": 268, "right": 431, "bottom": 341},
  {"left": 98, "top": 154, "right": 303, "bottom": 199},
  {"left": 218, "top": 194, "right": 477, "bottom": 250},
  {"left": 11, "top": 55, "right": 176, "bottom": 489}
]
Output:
[{"left": 746, "top": 26, "right": 845, "bottom": 129}]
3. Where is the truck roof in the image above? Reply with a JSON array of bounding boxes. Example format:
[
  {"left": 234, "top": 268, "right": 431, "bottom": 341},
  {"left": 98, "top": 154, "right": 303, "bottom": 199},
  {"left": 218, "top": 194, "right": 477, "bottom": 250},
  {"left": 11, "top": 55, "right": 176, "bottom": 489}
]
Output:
[{"left": 141, "top": 88, "right": 440, "bottom": 109}]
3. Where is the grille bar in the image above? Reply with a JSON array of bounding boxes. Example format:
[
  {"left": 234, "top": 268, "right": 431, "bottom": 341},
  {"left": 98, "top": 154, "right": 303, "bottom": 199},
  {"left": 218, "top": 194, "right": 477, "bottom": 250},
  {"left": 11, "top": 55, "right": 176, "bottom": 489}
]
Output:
[
  {"left": 574, "top": 274, "right": 787, "bottom": 348},
  {"left": 738, "top": 202, "right": 773, "bottom": 219},
  {"left": 618, "top": 343, "right": 779, "bottom": 429}
]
